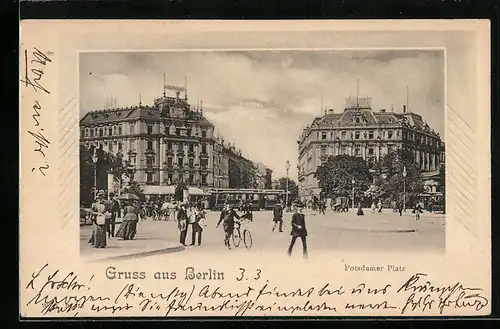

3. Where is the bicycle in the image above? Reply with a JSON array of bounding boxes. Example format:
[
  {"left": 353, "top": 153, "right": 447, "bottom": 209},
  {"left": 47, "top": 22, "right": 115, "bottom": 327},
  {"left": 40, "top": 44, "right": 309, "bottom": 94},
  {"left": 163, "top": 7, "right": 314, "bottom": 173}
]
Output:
[{"left": 232, "top": 213, "right": 253, "bottom": 249}]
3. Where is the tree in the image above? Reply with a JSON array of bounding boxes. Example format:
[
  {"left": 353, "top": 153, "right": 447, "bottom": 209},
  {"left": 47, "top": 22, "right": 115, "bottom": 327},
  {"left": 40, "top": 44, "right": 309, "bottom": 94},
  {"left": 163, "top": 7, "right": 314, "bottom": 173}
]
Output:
[
  {"left": 373, "top": 149, "right": 424, "bottom": 206},
  {"left": 80, "top": 145, "right": 96, "bottom": 206},
  {"left": 273, "top": 177, "right": 299, "bottom": 204},
  {"left": 314, "top": 155, "right": 372, "bottom": 201},
  {"left": 123, "top": 180, "right": 145, "bottom": 201}
]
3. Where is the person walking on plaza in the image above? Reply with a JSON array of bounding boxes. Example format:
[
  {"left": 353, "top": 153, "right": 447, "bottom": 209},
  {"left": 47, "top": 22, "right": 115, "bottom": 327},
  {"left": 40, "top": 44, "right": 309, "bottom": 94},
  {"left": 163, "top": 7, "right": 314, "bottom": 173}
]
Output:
[
  {"left": 115, "top": 200, "right": 140, "bottom": 240},
  {"left": 89, "top": 190, "right": 111, "bottom": 248},
  {"left": 413, "top": 202, "right": 423, "bottom": 220},
  {"left": 177, "top": 203, "right": 189, "bottom": 246},
  {"left": 287, "top": 201, "right": 308, "bottom": 259},
  {"left": 370, "top": 202, "right": 376, "bottom": 215},
  {"left": 217, "top": 203, "right": 240, "bottom": 250},
  {"left": 356, "top": 202, "right": 364, "bottom": 216},
  {"left": 398, "top": 200, "right": 404, "bottom": 216},
  {"left": 272, "top": 201, "right": 284, "bottom": 232},
  {"left": 107, "top": 192, "right": 121, "bottom": 238},
  {"left": 190, "top": 208, "right": 205, "bottom": 246},
  {"left": 377, "top": 200, "right": 383, "bottom": 214}
]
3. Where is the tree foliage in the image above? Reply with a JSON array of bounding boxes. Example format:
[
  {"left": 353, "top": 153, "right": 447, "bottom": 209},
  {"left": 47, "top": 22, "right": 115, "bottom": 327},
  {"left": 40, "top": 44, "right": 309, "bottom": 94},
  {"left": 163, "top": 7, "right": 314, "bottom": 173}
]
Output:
[
  {"left": 314, "top": 155, "right": 372, "bottom": 200},
  {"left": 80, "top": 145, "right": 143, "bottom": 206},
  {"left": 273, "top": 177, "right": 299, "bottom": 204},
  {"left": 372, "top": 149, "right": 424, "bottom": 205}
]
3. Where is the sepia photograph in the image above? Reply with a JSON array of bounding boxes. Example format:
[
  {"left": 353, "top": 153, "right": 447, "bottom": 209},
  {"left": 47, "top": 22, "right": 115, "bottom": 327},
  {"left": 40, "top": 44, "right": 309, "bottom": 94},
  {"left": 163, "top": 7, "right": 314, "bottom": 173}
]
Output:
[
  {"left": 78, "top": 49, "right": 446, "bottom": 262},
  {"left": 20, "top": 20, "right": 490, "bottom": 317}
]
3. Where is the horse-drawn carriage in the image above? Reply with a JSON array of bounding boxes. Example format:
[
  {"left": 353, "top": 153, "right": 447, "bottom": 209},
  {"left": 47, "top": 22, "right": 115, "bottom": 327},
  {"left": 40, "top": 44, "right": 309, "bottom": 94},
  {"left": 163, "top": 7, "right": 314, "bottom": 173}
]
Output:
[{"left": 331, "top": 197, "right": 349, "bottom": 212}]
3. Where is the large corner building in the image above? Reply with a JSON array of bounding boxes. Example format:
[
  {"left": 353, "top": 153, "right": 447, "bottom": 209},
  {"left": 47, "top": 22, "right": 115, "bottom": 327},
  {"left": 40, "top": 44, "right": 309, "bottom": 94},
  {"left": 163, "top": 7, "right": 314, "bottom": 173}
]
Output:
[{"left": 297, "top": 96, "right": 444, "bottom": 201}]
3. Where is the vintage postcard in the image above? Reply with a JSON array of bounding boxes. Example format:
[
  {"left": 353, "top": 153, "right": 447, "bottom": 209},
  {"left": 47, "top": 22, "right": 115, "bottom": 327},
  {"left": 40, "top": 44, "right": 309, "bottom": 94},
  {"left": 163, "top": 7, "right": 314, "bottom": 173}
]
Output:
[{"left": 20, "top": 20, "right": 491, "bottom": 317}]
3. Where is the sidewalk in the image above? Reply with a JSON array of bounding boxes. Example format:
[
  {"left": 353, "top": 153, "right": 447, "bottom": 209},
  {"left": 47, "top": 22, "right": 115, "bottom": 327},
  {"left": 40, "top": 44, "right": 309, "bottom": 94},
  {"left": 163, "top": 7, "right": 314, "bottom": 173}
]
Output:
[{"left": 80, "top": 219, "right": 184, "bottom": 262}]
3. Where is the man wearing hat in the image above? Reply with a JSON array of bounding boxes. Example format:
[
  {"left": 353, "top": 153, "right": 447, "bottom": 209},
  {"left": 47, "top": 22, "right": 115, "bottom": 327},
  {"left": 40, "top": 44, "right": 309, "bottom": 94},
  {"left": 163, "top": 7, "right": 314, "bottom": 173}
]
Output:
[
  {"left": 177, "top": 202, "right": 189, "bottom": 246},
  {"left": 107, "top": 192, "right": 121, "bottom": 238},
  {"left": 217, "top": 202, "right": 241, "bottom": 249},
  {"left": 287, "top": 201, "right": 308, "bottom": 259},
  {"left": 272, "top": 200, "right": 284, "bottom": 232}
]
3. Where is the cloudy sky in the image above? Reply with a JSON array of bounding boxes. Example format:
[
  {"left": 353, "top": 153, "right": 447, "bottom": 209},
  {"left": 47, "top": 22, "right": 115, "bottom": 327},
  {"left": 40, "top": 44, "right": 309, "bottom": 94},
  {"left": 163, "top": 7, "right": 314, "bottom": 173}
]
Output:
[{"left": 80, "top": 50, "right": 444, "bottom": 180}]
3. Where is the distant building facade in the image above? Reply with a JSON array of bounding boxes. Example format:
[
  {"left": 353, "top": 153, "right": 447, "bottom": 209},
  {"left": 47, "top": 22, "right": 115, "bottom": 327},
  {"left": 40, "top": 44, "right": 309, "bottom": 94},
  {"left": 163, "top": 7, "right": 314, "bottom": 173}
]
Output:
[
  {"left": 297, "top": 96, "right": 444, "bottom": 201},
  {"left": 255, "top": 162, "right": 273, "bottom": 189}
]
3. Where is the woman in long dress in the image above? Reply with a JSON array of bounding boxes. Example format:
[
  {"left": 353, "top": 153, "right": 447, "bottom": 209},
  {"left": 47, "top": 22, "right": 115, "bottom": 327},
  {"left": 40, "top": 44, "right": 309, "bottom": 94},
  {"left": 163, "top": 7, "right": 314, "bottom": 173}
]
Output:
[
  {"left": 116, "top": 200, "right": 140, "bottom": 240},
  {"left": 89, "top": 190, "right": 109, "bottom": 248}
]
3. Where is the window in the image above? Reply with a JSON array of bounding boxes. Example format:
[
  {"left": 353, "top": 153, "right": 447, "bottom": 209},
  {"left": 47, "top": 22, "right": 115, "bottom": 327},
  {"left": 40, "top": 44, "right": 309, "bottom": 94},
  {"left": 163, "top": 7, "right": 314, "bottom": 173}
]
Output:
[
  {"left": 146, "top": 156, "right": 154, "bottom": 166},
  {"left": 178, "top": 142, "right": 183, "bottom": 151},
  {"left": 118, "top": 125, "right": 122, "bottom": 135},
  {"left": 129, "top": 139, "right": 136, "bottom": 150},
  {"left": 108, "top": 142, "right": 113, "bottom": 152},
  {"left": 167, "top": 157, "right": 172, "bottom": 167},
  {"left": 201, "top": 144, "right": 207, "bottom": 153},
  {"left": 167, "top": 141, "right": 172, "bottom": 149},
  {"left": 341, "top": 132, "right": 346, "bottom": 140},
  {"left": 355, "top": 146, "right": 361, "bottom": 156},
  {"left": 111, "top": 127, "right": 115, "bottom": 135},
  {"left": 321, "top": 132, "right": 327, "bottom": 140},
  {"left": 130, "top": 123, "right": 135, "bottom": 133},
  {"left": 201, "top": 130, "right": 207, "bottom": 138},
  {"left": 368, "top": 147, "right": 374, "bottom": 155},
  {"left": 89, "top": 129, "right": 94, "bottom": 137},
  {"left": 388, "top": 130, "right": 393, "bottom": 139},
  {"left": 189, "top": 144, "right": 194, "bottom": 152},
  {"left": 176, "top": 128, "right": 181, "bottom": 136},
  {"left": 320, "top": 145, "right": 327, "bottom": 157},
  {"left": 355, "top": 131, "right": 360, "bottom": 139},
  {"left": 368, "top": 131, "right": 374, "bottom": 139},
  {"left": 355, "top": 117, "right": 360, "bottom": 124},
  {"left": 147, "top": 125, "right": 153, "bottom": 134},
  {"left": 189, "top": 174, "right": 194, "bottom": 184},
  {"left": 130, "top": 154, "right": 136, "bottom": 165},
  {"left": 168, "top": 174, "right": 173, "bottom": 184},
  {"left": 147, "top": 140, "right": 153, "bottom": 150},
  {"left": 179, "top": 173, "right": 184, "bottom": 182},
  {"left": 189, "top": 158, "right": 194, "bottom": 167},
  {"left": 146, "top": 173, "right": 153, "bottom": 183},
  {"left": 118, "top": 142, "right": 122, "bottom": 151},
  {"left": 178, "top": 158, "right": 184, "bottom": 166},
  {"left": 200, "top": 158, "right": 208, "bottom": 168},
  {"left": 99, "top": 128, "right": 103, "bottom": 137},
  {"left": 201, "top": 174, "right": 207, "bottom": 184}
]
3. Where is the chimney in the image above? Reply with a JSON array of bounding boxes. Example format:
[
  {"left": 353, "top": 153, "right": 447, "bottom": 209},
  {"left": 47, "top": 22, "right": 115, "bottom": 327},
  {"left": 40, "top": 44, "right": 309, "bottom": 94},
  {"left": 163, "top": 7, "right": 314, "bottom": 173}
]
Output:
[{"left": 403, "top": 105, "right": 407, "bottom": 113}]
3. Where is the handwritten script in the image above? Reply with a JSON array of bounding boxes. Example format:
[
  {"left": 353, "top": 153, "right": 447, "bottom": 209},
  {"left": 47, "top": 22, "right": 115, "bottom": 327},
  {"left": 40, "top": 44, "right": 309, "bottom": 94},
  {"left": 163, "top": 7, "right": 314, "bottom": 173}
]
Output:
[
  {"left": 22, "top": 264, "right": 489, "bottom": 317},
  {"left": 21, "top": 47, "right": 52, "bottom": 177}
]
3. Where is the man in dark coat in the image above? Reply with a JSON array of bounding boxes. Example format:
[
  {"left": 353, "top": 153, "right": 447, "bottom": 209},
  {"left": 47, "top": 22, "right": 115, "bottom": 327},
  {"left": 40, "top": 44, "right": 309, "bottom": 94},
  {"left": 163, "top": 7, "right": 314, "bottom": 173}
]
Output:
[
  {"left": 217, "top": 203, "right": 240, "bottom": 249},
  {"left": 272, "top": 201, "right": 284, "bottom": 232},
  {"left": 190, "top": 208, "right": 204, "bottom": 246},
  {"left": 177, "top": 203, "right": 189, "bottom": 246},
  {"left": 107, "top": 192, "right": 121, "bottom": 238},
  {"left": 287, "top": 201, "right": 308, "bottom": 259}
]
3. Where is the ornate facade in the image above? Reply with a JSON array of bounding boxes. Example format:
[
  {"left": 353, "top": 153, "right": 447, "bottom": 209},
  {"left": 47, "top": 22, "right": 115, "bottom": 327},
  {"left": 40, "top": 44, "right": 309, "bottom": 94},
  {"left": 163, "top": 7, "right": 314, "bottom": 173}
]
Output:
[
  {"left": 80, "top": 89, "right": 216, "bottom": 187},
  {"left": 297, "top": 97, "right": 444, "bottom": 200}
]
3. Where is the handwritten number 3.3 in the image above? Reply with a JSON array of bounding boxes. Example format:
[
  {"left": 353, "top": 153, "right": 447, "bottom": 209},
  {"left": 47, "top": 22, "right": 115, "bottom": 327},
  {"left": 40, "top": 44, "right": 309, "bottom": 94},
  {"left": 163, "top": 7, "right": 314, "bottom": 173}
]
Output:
[{"left": 236, "top": 268, "right": 261, "bottom": 281}]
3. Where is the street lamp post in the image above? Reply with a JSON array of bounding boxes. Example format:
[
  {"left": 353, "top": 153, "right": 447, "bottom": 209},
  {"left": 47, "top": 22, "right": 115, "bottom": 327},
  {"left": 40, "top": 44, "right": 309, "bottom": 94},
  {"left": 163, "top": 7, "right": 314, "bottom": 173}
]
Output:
[
  {"left": 285, "top": 160, "right": 290, "bottom": 212},
  {"left": 403, "top": 166, "right": 407, "bottom": 212},
  {"left": 92, "top": 148, "right": 98, "bottom": 200},
  {"left": 351, "top": 177, "right": 355, "bottom": 208}
]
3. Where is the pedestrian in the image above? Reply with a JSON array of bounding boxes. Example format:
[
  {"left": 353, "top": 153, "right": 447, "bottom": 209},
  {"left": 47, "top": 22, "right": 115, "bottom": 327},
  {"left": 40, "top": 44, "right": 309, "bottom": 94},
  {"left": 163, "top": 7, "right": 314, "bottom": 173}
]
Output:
[
  {"left": 370, "top": 202, "right": 376, "bottom": 214},
  {"left": 356, "top": 202, "right": 364, "bottom": 216},
  {"left": 177, "top": 202, "right": 189, "bottom": 246},
  {"left": 377, "top": 200, "right": 383, "bottom": 214},
  {"left": 287, "top": 201, "right": 308, "bottom": 259},
  {"left": 190, "top": 208, "right": 204, "bottom": 246},
  {"left": 115, "top": 200, "right": 140, "bottom": 240},
  {"left": 107, "top": 192, "right": 120, "bottom": 238},
  {"left": 413, "top": 202, "right": 423, "bottom": 220},
  {"left": 398, "top": 201, "right": 404, "bottom": 216},
  {"left": 89, "top": 190, "right": 110, "bottom": 248},
  {"left": 272, "top": 201, "right": 284, "bottom": 232},
  {"left": 216, "top": 203, "right": 240, "bottom": 249}
]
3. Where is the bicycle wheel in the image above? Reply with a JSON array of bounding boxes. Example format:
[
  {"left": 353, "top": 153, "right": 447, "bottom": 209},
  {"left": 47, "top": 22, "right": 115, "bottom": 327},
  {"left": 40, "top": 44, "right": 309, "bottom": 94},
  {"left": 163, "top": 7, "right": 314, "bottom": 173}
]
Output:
[
  {"left": 232, "top": 229, "right": 241, "bottom": 247},
  {"left": 243, "top": 230, "right": 252, "bottom": 249},
  {"left": 152, "top": 210, "right": 158, "bottom": 220}
]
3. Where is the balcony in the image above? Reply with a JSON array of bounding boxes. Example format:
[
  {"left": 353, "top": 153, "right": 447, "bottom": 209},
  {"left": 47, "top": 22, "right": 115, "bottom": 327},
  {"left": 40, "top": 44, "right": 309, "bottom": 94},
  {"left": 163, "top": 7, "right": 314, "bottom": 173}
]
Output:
[
  {"left": 166, "top": 149, "right": 174, "bottom": 155},
  {"left": 200, "top": 152, "right": 209, "bottom": 158},
  {"left": 145, "top": 148, "right": 155, "bottom": 154},
  {"left": 188, "top": 151, "right": 196, "bottom": 157}
]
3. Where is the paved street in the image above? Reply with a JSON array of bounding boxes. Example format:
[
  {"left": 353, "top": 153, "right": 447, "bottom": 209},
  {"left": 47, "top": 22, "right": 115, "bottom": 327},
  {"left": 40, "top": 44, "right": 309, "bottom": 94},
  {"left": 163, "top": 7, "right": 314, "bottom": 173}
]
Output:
[{"left": 81, "top": 209, "right": 445, "bottom": 261}]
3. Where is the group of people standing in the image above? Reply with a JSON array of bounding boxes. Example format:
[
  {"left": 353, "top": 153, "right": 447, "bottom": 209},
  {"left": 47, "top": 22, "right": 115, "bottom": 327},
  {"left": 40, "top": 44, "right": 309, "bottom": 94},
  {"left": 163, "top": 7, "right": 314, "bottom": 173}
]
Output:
[
  {"left": 176, "top": 202, "right": 206, "bottom": 246},
  {"left": 88, "top": 190, "right": 141, "bottom": 249}
]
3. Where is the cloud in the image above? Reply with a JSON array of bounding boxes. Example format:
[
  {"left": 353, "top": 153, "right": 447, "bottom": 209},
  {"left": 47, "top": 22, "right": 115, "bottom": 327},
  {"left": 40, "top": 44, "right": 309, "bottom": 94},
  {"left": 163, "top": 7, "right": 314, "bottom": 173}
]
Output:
[{"left": 80, "top": 50, "right": 444, "bottom": 179}]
